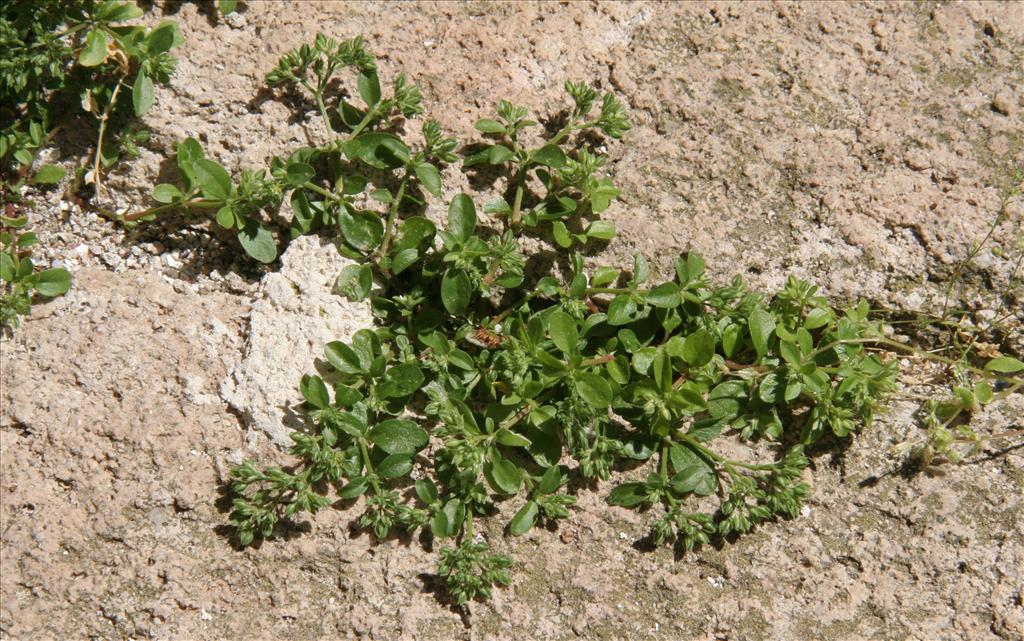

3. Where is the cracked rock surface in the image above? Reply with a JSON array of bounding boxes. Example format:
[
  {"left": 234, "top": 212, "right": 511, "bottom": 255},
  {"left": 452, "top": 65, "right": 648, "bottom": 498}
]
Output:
[{"left": 2, "top": 2, "right": 1022, "bottom": 640}]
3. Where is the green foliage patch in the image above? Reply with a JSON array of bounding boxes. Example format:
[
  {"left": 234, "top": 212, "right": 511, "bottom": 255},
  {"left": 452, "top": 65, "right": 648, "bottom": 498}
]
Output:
[
  {"left": 195, "top": 35, "right": 1024, "bottom": 605},
  {"left": 1, "top": 215, "right": 71, "bottom": 327},
  {"left": 1, "top": 0, "right": 181, "bottom": 191}
]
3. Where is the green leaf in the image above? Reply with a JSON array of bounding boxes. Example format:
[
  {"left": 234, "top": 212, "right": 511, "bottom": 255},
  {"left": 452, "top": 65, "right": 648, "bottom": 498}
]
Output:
[
  {"left": 606, "top": 483, "right": 651, "bottom": 507},
  {"left": 218, "top": 0, "right": 239, "bottom": 14},
  {"left": 146, "top": 20, "right": 183, "bottom": 54},
  {"left": 974, "top": 380, "right": 993, "bottom": 405},
  {"left": 649, "top": 347, "right": 670, "bottom": 392},
  {"left": 509, "top": 500, "right": 538, "bottom": 536},
  {"left": 552, "top": 221, "right": 572, "bottom": 248},
  {"left": 300, "top": 374, "right": 330, "bottom": 409},
  {"left": 483, "top": 198, "right": 512, "bottom": 216},
  {"left": 177, "top": 137, "right": 204, "bottom": 187},
  {"left": 31, "top": 164, "right": 66, "bottom": 185},
  {"left": 335, "top": 264, "right": 372, "bottom": 301},
  {"left": 338, "top": 209, "right": 383, "bottom": 252},
  {"left": 588, "top": 177, "right": 619, "bottom": 213},
  {"left": 536, "top": 466, "right": 563, "bottom": 494},
  {"left": 985, "top": 356, "right": 1024, "bottom": 374},
  {"left": 338, "top": 478, "right": 368, "bottom": 498},
  {"left": 441, "top": 268, "right": 471, "bottom": 314},
  {"left": 394, "top": 217, "right": 436, "bottom": 253},
  {"left": 474, "top": 119, "right": 506, "bottom": 134},
  {"left": 193, "top": 159, "right": 233, "bottom": 200},
  {"left": 237, "top": 220, "right": 277, "bottom": 263},
  {"left": 357, "top": 70, "right": 381, "bottom": 107},
  {"left": 585, "top": 220, "right": 615, "bottom": 240},
  {"left": 591, "top": 266, "right": 619, "bottom": 287},
  {"left": 285, "top": 162, "right": 315, "bottom": 187},
  {"left": 447, "top": 194, "right": 476, "bottom": 243},
  {"left": 369, "top": 419, "right": 428, "bottom": 454},
  {"left": 495, "top": 428, "right": 531, "bottom": 448},
  {"left": 576, "top": 372, "right": 612, "bottom": 409},
  {"left": 333, "top": 384, "right": 362, "bottom": 408},
  {"left": 748, "top": 308, "right": 775, "bottom": 359},
  {"left": 708, "top": 381, "right": 745, "bottom": 419},
  {"left": 97, "top": 1, "right": 144, "bottom": 21},
  {"left": 132, "top": 72, "right": 154, "bottom": 116},
  {"left": 0, "top": 253, "right": 15, "bottom": 282},
  {"left": 377, "top": 453, "right": 413, "bottom": 479},
  {"left": 547, "top": 310, "right": 578, "bottom": 356},
  {"left": 414, "top": 162, "right": 441, "bottom": 196},
  {"left": 325, "top": 341, "right": 363, "bottom": 374},
  {"left": 79, "top": 29, "right": 108, "bottom": 67},
  {"left": 779, "top": 340, "right": 801, "bottom": 365},
  {"left": 647, "top": 282, "right": 680, "bottom": 308},
  {"left": 682, "top": 329, "right": 715, "bottom": 367},
  {"left": 433, "top": 499, "right": 464, "bottom": 538},
  {"left": 531, "top": 144, "right": 566, "bottom": 168},
  {"left": 804, "top": 307, "right": 831, "bottom": 330},
  {"left": 152, "top": 183, "right": 182, "bottom": 203},
  {"left": 479, "top": 144, "right": 512, "bottom": 164},
  {"left": 32, "top": 268, "right": 71, "bottom": 297},
  {"left": 390, "top": 248, "right": 419, "bottom": 275},
  {"left": 670, "top": 464, "right": 717, "bottom": 496},
  {"left": 377, "top": 363, "right": 424, "bottom": 398},
  {"left": 722, "top": 323, "right": 741, "bottom": 358},
  {"left": 343, "top": 133, "right": 409, "bottom": 169},
  {"left": 415, "top": 479, "right": 438, "bottom": 505},
  {"left": 606, "top": 295, "right": 636, "bottom": 326},
  {"left": 214, "top": 205, "right": 235, "bottom": 228},
  {"left": 486, "top": 455, "right": 522, "bottom": 494}
]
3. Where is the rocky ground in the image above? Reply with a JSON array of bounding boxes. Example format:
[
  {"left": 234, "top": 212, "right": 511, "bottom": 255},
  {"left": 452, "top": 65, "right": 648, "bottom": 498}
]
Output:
[{"left": 2, "top": 2, "right": 1023, "bottom": 640}]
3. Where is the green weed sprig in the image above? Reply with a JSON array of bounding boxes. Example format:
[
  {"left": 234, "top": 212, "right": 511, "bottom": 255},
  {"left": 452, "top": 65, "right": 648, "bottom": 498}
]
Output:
[{"left": 1, "top": 215, "right": 71, "bottom": 328}]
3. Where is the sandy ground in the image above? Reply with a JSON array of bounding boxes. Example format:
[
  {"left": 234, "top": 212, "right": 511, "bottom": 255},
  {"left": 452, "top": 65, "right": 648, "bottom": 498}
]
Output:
[{"left": 2, "top": 2, "right": 1023, "bottom": 640}]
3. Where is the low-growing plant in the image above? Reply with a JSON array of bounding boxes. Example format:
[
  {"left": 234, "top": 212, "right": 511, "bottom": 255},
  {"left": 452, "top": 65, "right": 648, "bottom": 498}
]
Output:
[
  {"left": 891, "top": 168, "right": 1024, "bottom": 467},
  {"left": 1, "top": 215, "right": 71, "bottom": 328},
  {"left": 0, "top": 0, "right": 181, "bottom": 194},
  {"left": 208, "top": 35, "right": 1024, "bottom": 606},
  {"left": 127, "top": 34, "right": 630, "bottom": 270},
  {"left": 465, "top": 82, "right": 629, "bottom": 244}
]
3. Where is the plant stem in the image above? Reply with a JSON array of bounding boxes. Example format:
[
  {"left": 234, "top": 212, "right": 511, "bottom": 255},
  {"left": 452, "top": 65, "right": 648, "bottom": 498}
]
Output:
[
  {"left": 940, "top": 197, "right": 1008, "bottom": 322},
  {"left": 490, "top": 291, "right": 536, "bottom": 325},
  {"left": 807, "top": 336, "right": 1024, "bottom": 385},
  {"left": 481, "top": 255, "right": 502, "bottom": 286},
  {"left": 301, "top": 181, "right": 343, "bottom": 203},
  {"left": 674, "top": 431, "right": 777, "bottom": 472},
  {"left": 43, "top": 21, "right": 90, "bottom": 45},
  {"left": 378, "top": 169, "right": 410, "bottom": 262},
  {"left": 91, "top": 75, "right": 126, "bottom": 200},
  {"left": 580, "top": 354, "right": 614, "bottom": 368},
  {"left": 358, "top": 438, "right": 378, "bottom": 489},
  {"left": 498, "top": 388, "right": 558, "bottom": 432},
  {"left": 586, "top": 286, "right": 639, "bottom": 296},
  {"left": 315, "top": 95, "right": 335, "bottom": 136},
  {"left": 349, "top": 105, "right": 380, "bottom": 138},
  {"left": 546, "top": 119, "right": 578, "bottom": 148},
  {"left": 509, "top": 169, "right": 526, "bottom": 230},
  {"left": 122, "top": 197, "right": 222, "bottom": 222},
  {"left": 298, "top": 80, "right": 335, "bottom": 136}
]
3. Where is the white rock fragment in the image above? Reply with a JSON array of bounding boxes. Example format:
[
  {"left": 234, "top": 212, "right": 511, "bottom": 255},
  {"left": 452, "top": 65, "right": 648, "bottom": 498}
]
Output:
[{"left": 220, "top": 236, "right": 374, "bottom": 445}]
